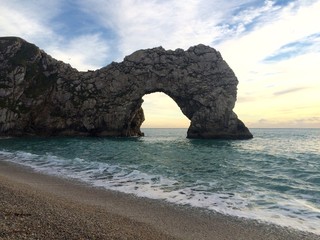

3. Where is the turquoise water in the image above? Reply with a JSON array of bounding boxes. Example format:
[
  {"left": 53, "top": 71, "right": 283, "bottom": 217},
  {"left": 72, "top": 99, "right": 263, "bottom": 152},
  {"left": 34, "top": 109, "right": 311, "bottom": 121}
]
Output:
[{"left": 0, "top": 128, "right": 319, "bottom": 234}]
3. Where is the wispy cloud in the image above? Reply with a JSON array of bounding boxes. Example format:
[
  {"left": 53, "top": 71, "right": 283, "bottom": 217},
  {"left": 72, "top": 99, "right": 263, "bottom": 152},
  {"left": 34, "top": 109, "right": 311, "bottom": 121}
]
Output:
[
  {"left": 0, "top": 1, "right": 59, "bottom": 43},
  {"left": 218, "top": 0, "right": 320, "bottom": 68},
  {"left": 249, "top": 117, "right": 320, "bottom": 128},
  {"left": 0, "top": 0, "right": 112, "bottom": 70},
  {"left": 47, "top": 34, "right": 110, "bottom": 71},
  {"left": 273, "top": 87, "right": 307, "bottom": 96},
  {"left": 292, "top": 117, "right": 320, "bottom": 128},
  {"left": 80, "top": 0, "right": 283, "bottom": 58},
  {"left": 79, "top": 0, "right": 212, "bottom": 56},
  {"left": 215, "top": 0, "right": 281, "bottom": 42},
  {"left": 264, "top": 33, "right": 320, "bottom": 62},
  {"left": 218, "top": 0, "right": 320, "bottom": 129}
]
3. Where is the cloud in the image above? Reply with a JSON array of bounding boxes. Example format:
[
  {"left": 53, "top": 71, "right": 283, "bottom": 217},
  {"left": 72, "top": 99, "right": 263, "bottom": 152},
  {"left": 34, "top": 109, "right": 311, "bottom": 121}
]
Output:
[
  {"left": 294, "top": 117, "right": 320, "bottom": 123},
  {"left": 0, "top": 0, "right": 62, "bottom": 43},
  {"left": 217, "top": 1, "right": 320, "bottom": 129},
  {"left": 273, "top": 87, "right": 307, "bottom": 96},
  {"left": 79, "top": 0, "right": 211, "bottom": 56},
  {"left": 79, "top": 0, "right": 282, "bottom": 58},
  {"left": 47, "top": 34, "right": 110, "bottom": 71},
  {"left": 264, "top": 33, "right": 320, "bottom": 62},
  {"left": 216, "top": 0, "right": 280, "bottom": 40},
  {"left": 248, "top": 117, "right": 320, "bottom": 128},
  {"left": 0, "top": 0, "right": 111, "bottom": 71},
  {"left": 218, "top": 1, "right": 320, "bottom": 71}
]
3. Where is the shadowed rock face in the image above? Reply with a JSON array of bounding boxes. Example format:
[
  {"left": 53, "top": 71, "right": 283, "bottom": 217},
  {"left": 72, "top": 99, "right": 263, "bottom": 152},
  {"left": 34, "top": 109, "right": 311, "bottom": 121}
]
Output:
[{"left": 0, "top": 37, "right": 252, "bottom": 139}]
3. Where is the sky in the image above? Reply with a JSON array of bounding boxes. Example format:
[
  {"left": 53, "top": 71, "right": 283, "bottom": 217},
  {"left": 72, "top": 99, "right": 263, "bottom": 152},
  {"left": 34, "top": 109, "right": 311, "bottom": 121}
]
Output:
[{"left": 1, "top": 0, "right": 319, "bottom": 128}]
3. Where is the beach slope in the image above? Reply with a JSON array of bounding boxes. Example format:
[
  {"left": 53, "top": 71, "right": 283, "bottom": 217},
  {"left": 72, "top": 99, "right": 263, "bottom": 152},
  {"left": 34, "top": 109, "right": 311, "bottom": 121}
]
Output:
[{"left": 0, "top": 160, "right": 317, "bottom": 240}]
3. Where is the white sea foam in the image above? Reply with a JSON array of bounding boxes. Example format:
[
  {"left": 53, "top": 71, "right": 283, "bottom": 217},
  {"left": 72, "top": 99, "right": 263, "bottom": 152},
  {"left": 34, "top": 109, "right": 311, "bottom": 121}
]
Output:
[{"left": 0, "top": 149, "right": 319, "bottom": 235}]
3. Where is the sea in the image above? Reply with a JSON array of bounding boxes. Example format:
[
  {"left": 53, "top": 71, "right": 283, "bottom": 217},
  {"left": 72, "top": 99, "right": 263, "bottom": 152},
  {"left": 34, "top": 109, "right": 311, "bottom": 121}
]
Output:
[{"left": 0, "top": 128, "right": 319, "bottom": 235}]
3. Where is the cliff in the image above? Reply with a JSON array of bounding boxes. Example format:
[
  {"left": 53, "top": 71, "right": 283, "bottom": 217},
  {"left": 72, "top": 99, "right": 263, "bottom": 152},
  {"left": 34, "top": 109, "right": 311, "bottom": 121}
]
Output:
[{"left": 0, "top": 37, "right": 252, "bottom": 139}]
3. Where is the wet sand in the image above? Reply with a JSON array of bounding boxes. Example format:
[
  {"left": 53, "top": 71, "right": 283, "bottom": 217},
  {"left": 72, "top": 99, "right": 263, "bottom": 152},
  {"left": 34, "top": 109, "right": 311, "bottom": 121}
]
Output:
[{"left": 0, "top": 160, "right": 318, "bottom": 240}]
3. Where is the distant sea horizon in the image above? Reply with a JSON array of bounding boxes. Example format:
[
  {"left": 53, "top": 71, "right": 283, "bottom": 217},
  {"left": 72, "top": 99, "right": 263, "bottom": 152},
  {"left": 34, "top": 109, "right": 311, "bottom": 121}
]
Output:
[{"left": 0, "top": 128, "right": 319, "bottom": 235}]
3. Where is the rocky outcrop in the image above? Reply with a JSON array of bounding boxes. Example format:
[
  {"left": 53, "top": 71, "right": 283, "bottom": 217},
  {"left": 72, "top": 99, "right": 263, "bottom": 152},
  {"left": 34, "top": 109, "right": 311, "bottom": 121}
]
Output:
[{"left": 0, "top": 37, "right": 252, "bottom": 139}]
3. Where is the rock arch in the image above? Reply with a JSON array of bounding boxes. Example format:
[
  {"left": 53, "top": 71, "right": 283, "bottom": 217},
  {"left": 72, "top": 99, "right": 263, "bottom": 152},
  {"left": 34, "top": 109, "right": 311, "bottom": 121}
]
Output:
[{"left": 0, "top": 37, "right": 253, "bottom": 139}]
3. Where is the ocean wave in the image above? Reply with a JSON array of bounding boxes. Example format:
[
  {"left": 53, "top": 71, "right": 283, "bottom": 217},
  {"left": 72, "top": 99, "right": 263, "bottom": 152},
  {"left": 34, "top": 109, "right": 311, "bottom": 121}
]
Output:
[{"left": 0, "top": 129, "right": 319, "bottom": 235}]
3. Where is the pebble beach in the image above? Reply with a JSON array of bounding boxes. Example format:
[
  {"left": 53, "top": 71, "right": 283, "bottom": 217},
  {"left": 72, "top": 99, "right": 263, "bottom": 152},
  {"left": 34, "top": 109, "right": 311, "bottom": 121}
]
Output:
[{"left": 1, "top": 160, "right": 318, "bottom": 240}]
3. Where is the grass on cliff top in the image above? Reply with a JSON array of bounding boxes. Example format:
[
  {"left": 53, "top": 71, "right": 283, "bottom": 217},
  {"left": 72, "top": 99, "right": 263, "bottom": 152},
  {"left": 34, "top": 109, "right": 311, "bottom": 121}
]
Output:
[
  {"left": 1, "top": 37, "right": 57, "bottom": 97},
  {"left": 9, "top": 42, "right": 40, "bottom": 67}
]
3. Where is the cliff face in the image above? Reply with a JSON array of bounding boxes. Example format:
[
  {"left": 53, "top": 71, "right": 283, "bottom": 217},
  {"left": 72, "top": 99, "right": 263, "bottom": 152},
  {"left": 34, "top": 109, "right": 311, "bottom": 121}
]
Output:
[{"left": 0, "top": 37, "right": 252, "bottom": 139}]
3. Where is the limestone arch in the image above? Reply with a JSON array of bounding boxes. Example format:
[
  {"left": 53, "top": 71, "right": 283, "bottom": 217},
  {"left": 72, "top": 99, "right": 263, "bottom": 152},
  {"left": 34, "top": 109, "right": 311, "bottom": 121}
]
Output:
[
  {"left": 0, "top": 37, "right": 253, "bottom": 139},
  {"left": 113, "top": 45, "right": 253, "bottom": 139}
]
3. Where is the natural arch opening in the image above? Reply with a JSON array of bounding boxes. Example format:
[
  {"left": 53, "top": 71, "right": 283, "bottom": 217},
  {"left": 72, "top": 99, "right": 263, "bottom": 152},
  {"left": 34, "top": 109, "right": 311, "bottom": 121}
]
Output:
[{"left": 141, "top": 92, "right": 190, "bottom": 129}]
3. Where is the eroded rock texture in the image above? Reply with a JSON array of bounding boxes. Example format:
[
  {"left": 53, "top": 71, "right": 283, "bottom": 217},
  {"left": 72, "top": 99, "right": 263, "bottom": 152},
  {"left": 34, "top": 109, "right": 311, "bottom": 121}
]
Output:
[{"left": 0, "top": 37, "right": 252, "bottom": 139}]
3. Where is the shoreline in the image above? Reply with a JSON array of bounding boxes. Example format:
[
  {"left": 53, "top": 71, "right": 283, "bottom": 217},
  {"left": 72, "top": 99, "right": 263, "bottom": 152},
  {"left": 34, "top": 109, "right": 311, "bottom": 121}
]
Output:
[{"left": 0, "top": 160, "right": 318, "bottom": 240}]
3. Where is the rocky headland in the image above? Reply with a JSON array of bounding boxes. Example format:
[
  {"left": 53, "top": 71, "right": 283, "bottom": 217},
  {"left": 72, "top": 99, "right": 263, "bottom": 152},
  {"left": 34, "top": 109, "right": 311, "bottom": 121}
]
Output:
[{"left": 0, "top": 37, "right": 252, "bottom": 139}]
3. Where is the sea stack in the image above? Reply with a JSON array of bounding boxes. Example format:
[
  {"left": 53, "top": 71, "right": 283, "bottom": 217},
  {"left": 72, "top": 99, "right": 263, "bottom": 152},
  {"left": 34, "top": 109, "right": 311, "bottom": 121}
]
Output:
[{"left": 0, "top": 37, "right": 252, "bottom": 139}]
